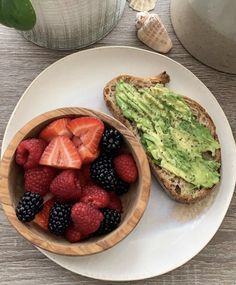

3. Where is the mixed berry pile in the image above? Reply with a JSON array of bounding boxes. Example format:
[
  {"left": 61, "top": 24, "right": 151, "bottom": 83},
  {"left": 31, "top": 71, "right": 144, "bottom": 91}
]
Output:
[{"left": 15, "top": 116, "right": 138, "bottom": 243}]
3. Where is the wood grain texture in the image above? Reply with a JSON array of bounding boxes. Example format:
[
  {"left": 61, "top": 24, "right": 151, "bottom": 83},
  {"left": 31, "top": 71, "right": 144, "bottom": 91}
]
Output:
[
  {"left": 0, "top": 108, "right": 150, "bottom": 255},
  {"left": 0, "top": 0, "right": 235, "bottom": 284}
]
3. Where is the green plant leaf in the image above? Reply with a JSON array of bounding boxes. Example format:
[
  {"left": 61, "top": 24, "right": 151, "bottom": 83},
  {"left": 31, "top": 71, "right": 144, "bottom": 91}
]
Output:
[
  {"left": 1, "top": 0, "right": 36, "bottom": 31},
  {"left": 0, "top": 0, "right": 12, "bottom": 27}
]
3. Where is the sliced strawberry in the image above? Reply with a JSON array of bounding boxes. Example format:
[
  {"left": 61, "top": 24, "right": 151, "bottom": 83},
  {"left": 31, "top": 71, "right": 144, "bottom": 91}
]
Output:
[
  {"left": 39, "top": 136, "right": 82, "bottom": 169},
  {"left": 72, "top": 136, "right": 83, "bottom": 148},
  {"left": 72, "top": 136, "right": 99, "bottom": 164},
  {"left": 77, "top": 144, "right": 99, "bottom": 164},
  {"left": 34, "top": 198, "right": 55, "bottom": 230},
  {"left": 39, "top": 118, "right": 72, "bottom": 142},
  {"left": 68, "top": 117, "right": 104, "bottom": 154}
]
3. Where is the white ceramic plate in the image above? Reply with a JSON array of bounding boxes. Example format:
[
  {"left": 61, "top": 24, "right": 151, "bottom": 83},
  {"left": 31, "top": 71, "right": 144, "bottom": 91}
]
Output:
[{"left": 2, "top": 47, "right": 236, "bottom": 281}]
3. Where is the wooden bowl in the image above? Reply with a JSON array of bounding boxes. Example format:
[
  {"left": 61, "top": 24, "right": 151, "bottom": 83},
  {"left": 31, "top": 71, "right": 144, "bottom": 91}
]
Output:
[{"left": 0, "top": 108, "right": 151, "bottom": 256}]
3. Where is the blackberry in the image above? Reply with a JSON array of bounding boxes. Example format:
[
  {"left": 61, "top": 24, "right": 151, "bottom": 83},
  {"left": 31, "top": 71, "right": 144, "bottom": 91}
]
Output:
[
  {"left": 115, "top": 179, "right": 130, "bottom": 195},
  {"left": 90, "top": 155, "right": 117, "bottom": 191},
  {"left": 94, "top": 154, "right": 113, "bottom": 168},
  {"left": 48, "top": 202, "right": 71, "bottom": 235},
  {"left": 96, "top": 208, "right": 121, "bottom": 235},
  {"left": 16, "top": 191, "right": 43, "bottom": 223},
  {"left": 100, "top": 126, "right": 122, "bottom": 155}
]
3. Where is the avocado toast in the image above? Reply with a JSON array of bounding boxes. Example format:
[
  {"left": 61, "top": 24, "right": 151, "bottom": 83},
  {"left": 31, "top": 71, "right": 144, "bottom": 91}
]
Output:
[{"left": 104, "top": 72, "right": 221, "bottom": 203}]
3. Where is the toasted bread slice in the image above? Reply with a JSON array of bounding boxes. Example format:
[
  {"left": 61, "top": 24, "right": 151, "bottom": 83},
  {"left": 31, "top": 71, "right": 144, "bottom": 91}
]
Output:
[{"left": 104, "top": 72, "right": 221, "bottom": 204}]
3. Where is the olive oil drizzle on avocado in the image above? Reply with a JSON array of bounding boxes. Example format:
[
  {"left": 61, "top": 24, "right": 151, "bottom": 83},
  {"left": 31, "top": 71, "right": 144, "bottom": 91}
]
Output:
[{"left": 115, "top": 81, "right": 220, "bottom": 189}]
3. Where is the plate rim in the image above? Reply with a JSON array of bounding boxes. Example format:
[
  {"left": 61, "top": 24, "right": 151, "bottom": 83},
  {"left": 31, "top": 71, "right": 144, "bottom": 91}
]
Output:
[{"left": 1, "top": 46, "right": 236, "bottom": 281}]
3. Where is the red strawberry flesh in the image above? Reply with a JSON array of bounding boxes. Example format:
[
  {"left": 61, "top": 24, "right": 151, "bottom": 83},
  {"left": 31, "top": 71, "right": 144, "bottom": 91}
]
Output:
[
  {"left": 39, "top": 136, "right": 82, "bottom": 169},
  {"left": 39, "top": 118, "right": 72, "bottom": 142},
  {"left": 34, "top": 198, "right": 55, "bottom": 231},
  {"left": 76, "top": 144, "right": 99, "bottom": 164},
  {"left": 68, "top": 117, "right": 104, "bottom": 154}
]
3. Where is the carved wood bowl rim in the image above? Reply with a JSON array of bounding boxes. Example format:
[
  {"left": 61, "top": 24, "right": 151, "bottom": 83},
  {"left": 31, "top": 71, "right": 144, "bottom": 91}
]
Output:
[{"left": 0, "top": 107, "right": 151, "bottom": 256}]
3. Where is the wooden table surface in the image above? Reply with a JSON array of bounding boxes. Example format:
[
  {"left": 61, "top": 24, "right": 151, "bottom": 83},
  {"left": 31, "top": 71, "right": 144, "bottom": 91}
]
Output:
[{"left": 0, "top": 1, "right": 235, "bottom": 284}]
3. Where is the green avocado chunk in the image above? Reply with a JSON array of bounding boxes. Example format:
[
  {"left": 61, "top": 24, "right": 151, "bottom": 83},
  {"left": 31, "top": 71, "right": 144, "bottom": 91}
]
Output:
[{"left": 115, "top": 80, "right": 220, "bottom": 189}]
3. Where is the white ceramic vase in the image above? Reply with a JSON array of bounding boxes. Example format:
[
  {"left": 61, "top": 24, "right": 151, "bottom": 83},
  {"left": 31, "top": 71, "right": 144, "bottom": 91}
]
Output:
[
  {"left": 21, "top": 0, "right": 126, "bottom": 50},
  {"left": 171, "top": 0, "right": 236, "bottom": 74}
]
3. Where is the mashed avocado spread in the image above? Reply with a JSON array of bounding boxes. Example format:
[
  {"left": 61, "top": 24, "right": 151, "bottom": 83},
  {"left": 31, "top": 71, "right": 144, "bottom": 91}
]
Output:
[{"left": 115, "top": 81, "right": 220, "bottom": 189}]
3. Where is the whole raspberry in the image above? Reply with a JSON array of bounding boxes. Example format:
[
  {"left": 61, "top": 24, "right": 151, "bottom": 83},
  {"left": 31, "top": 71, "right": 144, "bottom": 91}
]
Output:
[
  {"left": 77, "top": 165, "right": 93, "bottom": 188},
  {"left": 50, "top": 170, "right": 81, "bottom": 202},
  {"left": 71, "top": 202, "right": 104, "bottom": 236},
  {"left": 107, "top": 192, "right": 123, "bottom": 213},
  {"left": 24, "top": 166, "right": 56, "bottom": 196},
  {"left": 16, "top": 138, "right": 47, "bottom": 169},
  {"left": 65, "top": 224, "right": 83, "bottom": 243},
  {"left": 113, "top": 154, "right": 138, "bottom": 183},
  {"left": 80, "top": 184, "right": 110, "bottom": 209}
]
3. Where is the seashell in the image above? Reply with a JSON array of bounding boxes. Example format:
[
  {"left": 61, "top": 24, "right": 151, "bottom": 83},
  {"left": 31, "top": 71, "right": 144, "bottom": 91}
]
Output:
[
  {"left": 128, "top": 0, "right": 157, "bottom": 12},
  {"left": 135, "top": 11, "right": 172, "bottom": 53}
]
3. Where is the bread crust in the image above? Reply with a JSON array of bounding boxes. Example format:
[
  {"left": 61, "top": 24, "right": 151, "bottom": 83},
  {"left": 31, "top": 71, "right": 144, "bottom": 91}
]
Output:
[{"left": 103, "top": 72, "right": 221, "bottom": 203}]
